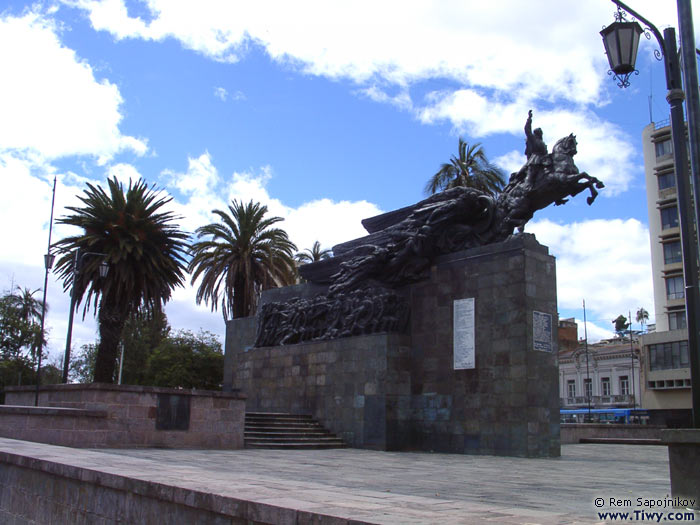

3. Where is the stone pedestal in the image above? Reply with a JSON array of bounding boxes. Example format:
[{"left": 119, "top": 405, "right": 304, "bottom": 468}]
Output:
[
  {"left": 662, "top": 429, "right": 700, "bottom": 509},
  {"left": 226, "top": 234, "right": 560, "bottom": 457}
]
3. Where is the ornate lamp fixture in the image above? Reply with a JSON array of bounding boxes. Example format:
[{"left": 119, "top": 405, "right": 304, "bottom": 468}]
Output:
[{"left": 600, "top": 7, "right": 644, "bottom": 87}]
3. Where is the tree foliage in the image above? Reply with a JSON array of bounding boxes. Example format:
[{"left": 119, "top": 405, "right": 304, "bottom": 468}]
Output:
[
  {"left": 636, "top": 307, "right": 649, "bottom": 331},
  {"left": 425, "top": 138, "right": 506, "bottom": 196},
  {"left": 0, "top": 287, "right": 43, "bottom": 361},
  {"left": 295, "top": 241, "right": 332, "bottom": 265},
  {"left": 189, "top": 200, "right": 297, "bottom": 320},
  {"left": 53, "top": 177, "right": 188, "bottom": 383},
  {"left": 69, "top": 319, "right": 223, "bottom": 390},
  {"left": 0, "top": 287, "right": 48, "bottom": 392},
  {"left": 146, "top": 330, "right": 223, "bottom": 390}
]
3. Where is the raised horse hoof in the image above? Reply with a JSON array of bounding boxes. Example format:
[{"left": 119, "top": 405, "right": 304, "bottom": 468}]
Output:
[
  {"left": 586, "top": 196, "right": 595, "bottom": 205},
  {"left": 595, "top": 181, "right": 605, "bottom": 189}
]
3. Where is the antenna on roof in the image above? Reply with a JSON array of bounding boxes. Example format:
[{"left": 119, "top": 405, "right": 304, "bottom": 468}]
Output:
[{"left": 648, "top": 56, "right": 653, "bottom": 124}]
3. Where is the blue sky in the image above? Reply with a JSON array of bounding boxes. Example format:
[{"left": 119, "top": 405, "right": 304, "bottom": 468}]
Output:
[{"left": 1, "top": 0, "right": 696, "bottom": 367}]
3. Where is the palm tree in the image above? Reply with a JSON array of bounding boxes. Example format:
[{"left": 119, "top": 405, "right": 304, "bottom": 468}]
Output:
[
  {"left": 9, "top": 287, "right": 43, "bottom": 323},
  {"left": 425, "top": 138, "right": 506, "bottom": 196},
  {"left": 54, "top": 177, "right": 188, "bottom": 383},
  {"left": 636, "top": 307, "right": 649, "bottom": 332},
  {"left": 295, "top": 241, "right": 332, "bottom": 265},
  {"left": 189, "top": 200, "right": 297, "bottom": 320}
]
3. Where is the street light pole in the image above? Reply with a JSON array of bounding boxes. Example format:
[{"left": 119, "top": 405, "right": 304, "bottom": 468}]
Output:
[
  {"left": 35, "top": 176, "right": 56, "bottom": 406},
  {"left": 62, "top": 251, "right": 108, "bottom": 383},
  {"left": 603, "top": 0, "right": 700, "bottom": 429}
]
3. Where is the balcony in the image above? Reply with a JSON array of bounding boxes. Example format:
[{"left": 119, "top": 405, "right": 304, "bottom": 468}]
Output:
[{"left": 561, "top": 395, "right": 635, "bottom": 408}]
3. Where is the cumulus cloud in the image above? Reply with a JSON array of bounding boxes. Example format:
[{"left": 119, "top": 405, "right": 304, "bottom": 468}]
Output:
[
  {"left": 162, "top": 152, "right": 382, "bottom": 249},
  {"left": 107, "top": 163, "right": 143, "bottom": 185},
  {"left": 62, "top": 0, "right": 677, "bottom": 198},
  {"left": 527, "top": 218, "right": 654, "bottom": 337},
  {"left": 420, "top": 99, "right": 636, "bottom": 194},
  {"left": 0, "top": 11, "right": 146, "bottom": 161}
]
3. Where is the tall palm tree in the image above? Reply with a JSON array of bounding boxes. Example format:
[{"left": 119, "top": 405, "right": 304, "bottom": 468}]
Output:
[
  {"left": 636, "top": 307, "right": 649, "bottom": 332},
  {"left": 54, "top": 177, "right": 188, "bottom": 383},
  {"left": 189, "top": 200, "right": 297, "bottom": 320},
  {"left": 9, "top": 287, "right": 43, "bottom": 323},
  {"left": 425, "top": 138, "right": 506, "bottom": 196},
  {"left": 295, "top": 241, "right": 332, "bottom": 265}
]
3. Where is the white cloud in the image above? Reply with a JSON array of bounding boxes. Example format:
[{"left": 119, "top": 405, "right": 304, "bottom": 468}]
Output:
[
  {"left": 214, "top": 86, "right": 228, "bottom": 101},
  {"left": 574, "top": 319, "right": 615, "bottom": 344},
  {"left": 107, "top": 163, "right": 143, "bottom": 185},
  {"left": 494, "top": 150, "right": 525, "bottom": 176},
  {"left": 63, "top": 0, "right": 672, "bottom": 198},
  {"left": 163, "top": 152, "right": 382, "bottom": 249},
  {"left": 420, "top": 100, "right": 635, "bottom": 195},
  {"left": 0, "top": 11, "right": 146, "bottom": 162},
  {"left": 527, "top": 218, "right": 654, "bottom": 335}
]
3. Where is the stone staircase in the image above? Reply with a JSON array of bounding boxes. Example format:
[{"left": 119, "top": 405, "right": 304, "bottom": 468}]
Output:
[{"left": 244, "top": 412, "right": 347, "bottom": 449}]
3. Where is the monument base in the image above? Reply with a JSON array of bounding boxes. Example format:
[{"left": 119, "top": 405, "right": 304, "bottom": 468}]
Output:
[{"left": 226, "top": 234, "right": 560, "bottom": 457}]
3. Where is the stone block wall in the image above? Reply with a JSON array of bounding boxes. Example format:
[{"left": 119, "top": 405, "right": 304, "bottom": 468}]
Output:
[
  {"left": 231, "top": 333, "right": 411, "bottom": 449},
  {"left": 226, "top": 234, "right": 560, "bottom": 457},
  {"left": 408, "top": 234, "right": 560, "bottom": 457},
  {"left": 2, "top": 384, "right": 246, "bottom": 449}
]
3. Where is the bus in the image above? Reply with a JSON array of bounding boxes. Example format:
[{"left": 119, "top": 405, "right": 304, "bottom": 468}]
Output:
[{"left": 560, "top": 408, "right": 649, "bottom": 424}]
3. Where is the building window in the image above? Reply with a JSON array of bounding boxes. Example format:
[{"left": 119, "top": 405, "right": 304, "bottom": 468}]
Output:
[
  {"left": 584, "top": 378, "right": 592, "bottom": 399},
  {"left": 620, "top": 376, "right": 629, "bottom": 396},
  {"left": 669, "top": 310, "right": 687, "bottom": 330},
  {"left": 663, "top": 241, "right": 682, "bottom": 264},
  {"left": 666, "top": 275, "right": 685, "bottom": 300},
  {"left": 648, "top": 340, "right": 690, "bottom": 370},
  {"left": 567, "top": 380, "right": 575, "bottom": 398},
  {"left": 601, "top": 377, "right": 611, "bottom": 396},
  {"left": 658, "top": 172, "right": 676, "bottom": 190},
  {"left": 655, "top": 139, "right": 673, "bottom": 157},
  {"left": 661, "top": 206, "right": 679, "bottom": 230}
]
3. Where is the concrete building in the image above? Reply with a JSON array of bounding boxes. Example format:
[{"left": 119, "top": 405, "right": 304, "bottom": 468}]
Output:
[
  {"left": 558, "top": 320, "right": 641, "bottom": 410},
  {"left": 640, "top": 121, "right": 692, "bottom": 426}
]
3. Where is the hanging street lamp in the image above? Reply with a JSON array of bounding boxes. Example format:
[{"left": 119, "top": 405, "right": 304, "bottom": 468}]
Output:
[{"left": 599, "top": 8, "right": 644, "bottom": 88}]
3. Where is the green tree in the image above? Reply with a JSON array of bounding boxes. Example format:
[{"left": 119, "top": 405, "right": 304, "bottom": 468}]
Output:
[
  {"left": 0, "top": 287, "right": 44, "bottom": 362},
  {"left": 424, "top": 138, "right": 506, "bottom": 195},
  {"left": 54, "top": 177, "right": 189, "bottom": 383},
  {"left": 145, "top": 330, "right": 223, "bottom": 389},
  {"left": 636, "top": 307, "right": 649, "bottom": 332},
  {"left": 295, "top": 241, "right": 332, "bottom": 265},
  {"left": 189, "top": 200, "right": 297, "bottom": 319},
  {"left": 612, "top": 314, "right": 630, "bottom": 338},
  {"left": 70, "top": 343, "right": 97, "bottom": 384},
  {"left": 119, "top": 308, "right": 169, "bottom": 385}
]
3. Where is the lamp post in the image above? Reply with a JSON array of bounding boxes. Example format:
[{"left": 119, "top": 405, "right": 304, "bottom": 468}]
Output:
[
  {"left": 35, "top": 177, "right": 57, "bottom": 406},
  {"left": 62, "top": 251, "right": 108, "bottom": 383},
  {"left": 600, "top": 0, "right": 700, "bottom": 428}
]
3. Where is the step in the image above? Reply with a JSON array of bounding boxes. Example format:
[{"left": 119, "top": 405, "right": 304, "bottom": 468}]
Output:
[
  {"left": 245, "top": 442, "right": 347, "bottom": 449},
  {"left": 244, "top": 411, "right": 346, "bottom": 450},
  {"left": 245, "top": 431, "right": 331, "bottom": 438},
  {"left": 246, "top": 413, "right": 313, "bottom": 420},
  {"left": 579, "top": 438, "right": 662, "bottom": 445},
  {"left": 246, "top": 422, "right": 318, "bottom": 428}
]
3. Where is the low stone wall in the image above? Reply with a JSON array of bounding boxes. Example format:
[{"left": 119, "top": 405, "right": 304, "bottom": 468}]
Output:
[
  {"left": 1, "top": 383, "right": 246, "bottom": 449},
  {"left": 561, "top": 424, "right": 665, "bottom": 444},
  {"left": 0, "top": 443, "right": 274, "bottom": 524}
]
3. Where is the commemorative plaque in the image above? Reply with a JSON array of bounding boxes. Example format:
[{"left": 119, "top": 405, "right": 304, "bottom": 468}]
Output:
[
  {"left": 533, "top": 311, "right": 553, "bottom": 352},
  {"left": 453, "top": 298, "right": 475, "bottom": 369}
]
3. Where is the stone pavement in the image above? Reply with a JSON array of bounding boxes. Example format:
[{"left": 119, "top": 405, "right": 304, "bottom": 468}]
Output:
[{"left": 0, "top": 438, "right": 693, "bottom": 524}]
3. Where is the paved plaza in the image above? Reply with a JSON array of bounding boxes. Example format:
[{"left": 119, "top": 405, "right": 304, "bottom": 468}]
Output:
[{"left": 3, "top": 437, "right": 695, "bottom": 523}]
